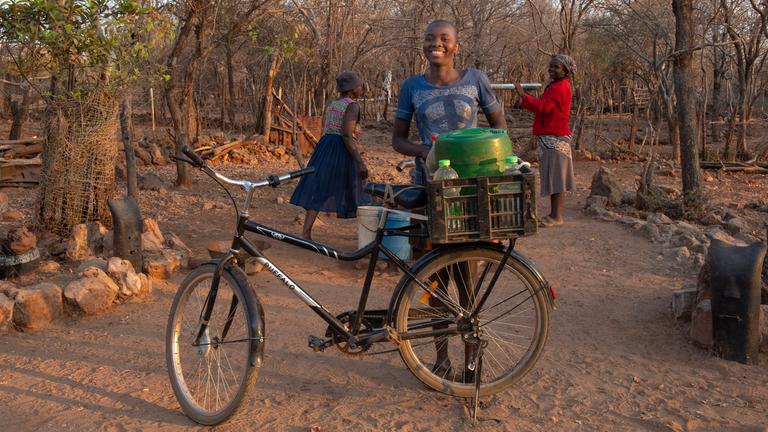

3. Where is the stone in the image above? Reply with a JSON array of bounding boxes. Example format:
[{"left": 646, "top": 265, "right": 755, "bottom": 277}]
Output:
[
  {"left": 647, "top": 212, "right": 673, "bottom": 225},
  {"left": 107, "top": 257, "right": 143, "bottom": 299},
  {"left": 36, "top": 231, "right": 67, "bottom": 257},
  {"left": 641, "top": 223, "right": 661, "bottom": 242},
  {"left": 0, "top": 192, "right": 8, "bottom": 213},
  {"left": 619, "top": 215, "right": 643, "bottom": 226},
  {"left": 139, "top": 273, "right": 152, "bottom": 296},
  {"left": 620, "top": 191, "right": 636, "bottom": 206},
  {"left": 675, "top": 221, "right": 701, "bottom": 234},
  {"left": 32, "top": 283, "right": 63, "bottom": 321},
  {"left": 66, "top": 222, "right": 107, "bottom": 261},
  {"left": 142, "top": 249, "right": 183, "bottom": 279},
  {"left": 699, "top": 212, "right": 723, "bottom": 226},
  {"left": 2, "top": 209, "right": 25, "bottom": 222},
  {"left": 276, "top": 196, "right": 285, "bottom": 205},
  {"left": 77, "top": 258, "right": 108, "bottom": 273},
  {"left": 138, "top": 173, "right": 166, "bottom": 191},
  {"left": 724, "top": 217, "right": 750, "bottom": 235},
  {"left": 188, "top": 256, "right": 209, "bottom": 269},
  {"left": 705, "top": 225, "right": 746, "bottom": 246},
  {"left": 672, "top": 286, "right": 698, "bottom": 321},
  {"left": 722, "top": 207, "right": 739, "bottom": 221},
  {"left": 585, "top": 195, "right": 608, "bottom": 209},
  {"left": 141, "top": 218, "right": 165, "bottom": 251},
  {"left": 670, "top": 232, "right": 700, "bottom": 249},
  {"left": 589, "top": 166, "right": 623, "bottom": 206},
  {"left": 0, "top": 293, "right": 13, "bottom": 333},
  {"left": 599, "top": 211, "right": 619, "bottom": 222},
  {"left": 12, "top": 284, "right": 61, "bottom": 330},
  {"left": 164, "top": 233, "right": 192, "bottom": 255},
  {"left": 202, "top": 201, "right": 216, "bottom": 210},
  {"left": 690, "top": 299, "right": 712, "bottom": 349},
  {"left": 240, "top": 257, "right": 264, "bottom": 275},
  {"left": 664, "top": 246, "right": 690, "bottom": 261},
  {"left": 134, "top": 147, "right": 152, "bottom": 165},
  {"left": 63, "top": 267, "right": 119, "bottom": 315},
  {"left": 37, "top": 260, "right": 61, "bottom": 273},
  {"left": 7, "top": 226, "right": 37, "bottom": 254}
]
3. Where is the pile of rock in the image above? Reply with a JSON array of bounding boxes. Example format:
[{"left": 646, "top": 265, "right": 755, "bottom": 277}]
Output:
[
  {"left": 585, "top": 166, "right": 761, "bottom": 270},
  {"left": 0, "top": 217, "right": 189, "bottom": 333},
  {"left": 585, "top": 165, "right": 768, "bottom": 354}
]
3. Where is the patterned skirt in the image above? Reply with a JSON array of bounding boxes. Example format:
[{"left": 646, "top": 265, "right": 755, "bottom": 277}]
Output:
[{"left": 537, "top": 135, "right": 575, "bottom": 197}]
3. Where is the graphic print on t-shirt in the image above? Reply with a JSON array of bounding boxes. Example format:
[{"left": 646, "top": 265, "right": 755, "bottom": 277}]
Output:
[{"left": 414, "top": 85, "right": 478, "bottom": 132}]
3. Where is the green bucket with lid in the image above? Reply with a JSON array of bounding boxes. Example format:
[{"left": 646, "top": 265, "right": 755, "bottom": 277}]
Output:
[{"left": 434, "top": 128, "right": 513, "bottom": 178}]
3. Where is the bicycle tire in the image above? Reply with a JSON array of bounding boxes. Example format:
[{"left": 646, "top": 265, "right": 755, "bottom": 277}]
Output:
[
  {"left": 166, "top": 262, "right": 264, "bottom": 425},
  {"left": 391, "top": 245, "right": 549, "bottom": 397}
]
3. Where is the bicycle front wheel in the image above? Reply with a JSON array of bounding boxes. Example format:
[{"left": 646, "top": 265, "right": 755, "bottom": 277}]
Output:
[
  {"left": 166, "top": 263, "right": 262, "bottom": 425},
  {"left": 392, "top": 246, "right": 550, "bottom": 397}
]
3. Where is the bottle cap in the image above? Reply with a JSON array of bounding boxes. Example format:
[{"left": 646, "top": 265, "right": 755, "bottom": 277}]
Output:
[
  {"left": 505, "top": 155, "right": 519, "bottom": 163},
  {"left": 438, "top": 159, "right": 451, "bottom": 167}
]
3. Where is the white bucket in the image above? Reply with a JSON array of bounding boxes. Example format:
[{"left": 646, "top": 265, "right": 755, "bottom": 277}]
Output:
[{"left": 357, "top": 205, "right": 412, "bottom": 260}]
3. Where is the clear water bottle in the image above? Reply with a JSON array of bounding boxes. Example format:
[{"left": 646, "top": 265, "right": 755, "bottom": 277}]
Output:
[
  {"left": 498, "top": 155, "right": 524, "bottom": 228},
  {"left": 433, "top": 159, "right": 461, "bottom": 231}
]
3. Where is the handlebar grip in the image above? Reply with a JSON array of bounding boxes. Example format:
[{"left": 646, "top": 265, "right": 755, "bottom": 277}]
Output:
[
  {"left": 181, "top": 145, "right": 205, "bottom": 167},
  {"left": 289, "top": 166, "right": 316, "bottom": 178}
]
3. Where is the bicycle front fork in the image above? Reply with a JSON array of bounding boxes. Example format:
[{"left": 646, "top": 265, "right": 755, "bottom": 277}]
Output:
[{"left": 193, "top": 255, "right": 232, "bottom": 346}]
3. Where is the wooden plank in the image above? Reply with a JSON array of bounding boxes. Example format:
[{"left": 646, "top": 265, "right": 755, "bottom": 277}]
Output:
[
  {"left": 0, "top": 138, "right": 42, "bottom": 145},
  {"left": 0, "top": 157, "right": 41, "bottom": 184}
]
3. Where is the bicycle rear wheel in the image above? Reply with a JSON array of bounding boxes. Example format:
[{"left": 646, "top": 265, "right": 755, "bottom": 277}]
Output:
[
  {"left": 392, "top": 245, "right": 549, "bottom": 397},
  {"left": 166, "top": 263, "right": 262, "bottom": 425}
]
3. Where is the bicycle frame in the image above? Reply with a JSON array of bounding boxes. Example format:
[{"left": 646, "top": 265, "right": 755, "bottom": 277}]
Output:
[{"left": 203, "top": 205, "right": 474, "bottom": 349}]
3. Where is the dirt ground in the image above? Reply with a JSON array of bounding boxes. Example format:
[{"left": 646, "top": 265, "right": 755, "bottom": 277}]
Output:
[{"left": 1, "top": 119, "right": 768, "bottom": 432}]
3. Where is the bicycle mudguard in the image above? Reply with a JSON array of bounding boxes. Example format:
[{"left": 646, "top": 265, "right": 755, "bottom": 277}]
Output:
[
  {"left": 385, "top": 242, "right": 554, "bottom": 325},
  {"left": 211, "top": 260, "right": 266, "bottom": 368}
]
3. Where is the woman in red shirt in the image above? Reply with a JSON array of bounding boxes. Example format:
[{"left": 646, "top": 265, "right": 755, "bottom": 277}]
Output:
[{"left": 515, "top": 54, "right": 576, "bottom": 227}]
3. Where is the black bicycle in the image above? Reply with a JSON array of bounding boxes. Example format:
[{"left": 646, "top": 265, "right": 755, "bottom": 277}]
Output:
[{"left": 165, "top": 146, "right": 555, "bottom": 425}]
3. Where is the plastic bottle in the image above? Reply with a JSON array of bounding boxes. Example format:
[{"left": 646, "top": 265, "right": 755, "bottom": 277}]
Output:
[
  {"left": 433, "top": 159, "right": 461, "bottom": 231},
  {"left": 498, "top": 155, "right": 524, "bottom": 228}
]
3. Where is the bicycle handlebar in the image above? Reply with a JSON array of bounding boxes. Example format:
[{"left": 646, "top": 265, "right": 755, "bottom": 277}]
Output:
[
  {"left": 181, "top": 145, "right": 206, "bottom": 168},
  {"left": 177, "top": 145, "right": 314, "bottom": 192}
]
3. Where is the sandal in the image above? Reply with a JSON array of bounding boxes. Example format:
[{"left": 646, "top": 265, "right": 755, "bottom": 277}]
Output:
[{"left": 538, "top": 216, "right": 563, "bottom": 228}]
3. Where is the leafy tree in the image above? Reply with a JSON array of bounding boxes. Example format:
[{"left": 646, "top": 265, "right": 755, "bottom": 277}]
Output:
[{"left": 0, "top": 0, "right": 159, "bottom": 235}]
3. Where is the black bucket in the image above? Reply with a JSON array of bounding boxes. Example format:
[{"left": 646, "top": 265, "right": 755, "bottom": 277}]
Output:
[
  {"left": 710, "top": 239, "right": 767, "bottom": 364},
  {"left": 0, "top": 248, "right": 41, "bottom": 279}
]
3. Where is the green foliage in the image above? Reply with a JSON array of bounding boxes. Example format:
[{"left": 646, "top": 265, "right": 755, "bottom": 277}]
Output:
[{"left": 0, "top": 0, "right": 162, "bottom": 94}]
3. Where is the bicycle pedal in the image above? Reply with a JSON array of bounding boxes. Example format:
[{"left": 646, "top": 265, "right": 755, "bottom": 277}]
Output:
[
  {"left": 383, "top": 325, "right": 401, "bottom": 346},
  {"left": 307, "top": 335, "right": 330, "bottom": 352}
]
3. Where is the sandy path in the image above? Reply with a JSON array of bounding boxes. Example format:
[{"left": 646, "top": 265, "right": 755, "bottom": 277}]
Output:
[{"left": 2, "top": 152, "right": 768, "bottom": 431}]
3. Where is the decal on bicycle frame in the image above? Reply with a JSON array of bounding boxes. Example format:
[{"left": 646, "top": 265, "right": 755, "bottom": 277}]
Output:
[
  {"left": 257, "top": 257, "right": 321, "bottom": 308},
  {"left": 255, "top": 226, "right": 340, "bottom": 259}
]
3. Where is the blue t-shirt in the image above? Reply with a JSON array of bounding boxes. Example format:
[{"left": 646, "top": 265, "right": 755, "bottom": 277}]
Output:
[{"left": 395, "top": 68, "right": 501, "bottom": 146}]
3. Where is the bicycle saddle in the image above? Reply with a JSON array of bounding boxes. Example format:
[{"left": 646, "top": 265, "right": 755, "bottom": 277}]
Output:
[{"left": 365, "top": 183, "right": 427, "bottom": 209}]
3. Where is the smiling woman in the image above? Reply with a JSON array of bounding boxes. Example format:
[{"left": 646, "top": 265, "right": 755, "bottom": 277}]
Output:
[{"left": 392, "top": 20, "right": 507, "bottom": 184}]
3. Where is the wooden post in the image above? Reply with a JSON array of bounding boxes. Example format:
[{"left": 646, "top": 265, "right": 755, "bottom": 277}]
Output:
[
  {"left": 149, "top": 87, "right": 157, "bottom": 141},
  {"left": 120, "top": 97, "right": 138, "bottom": 199}
]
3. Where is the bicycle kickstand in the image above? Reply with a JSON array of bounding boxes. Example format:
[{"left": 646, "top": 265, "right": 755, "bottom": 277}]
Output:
[{"left": 468, "top": 340, "right": 488, "bottom": 424}]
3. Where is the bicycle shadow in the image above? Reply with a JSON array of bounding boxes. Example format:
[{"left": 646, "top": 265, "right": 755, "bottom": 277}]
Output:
[{"left": 0, "top": 363, "right": 192, "bottom": 426}]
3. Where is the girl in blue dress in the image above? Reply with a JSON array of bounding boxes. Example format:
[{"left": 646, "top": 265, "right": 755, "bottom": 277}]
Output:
[{"left": 290, "top": 71, "right": 369, "bottom": 240}]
